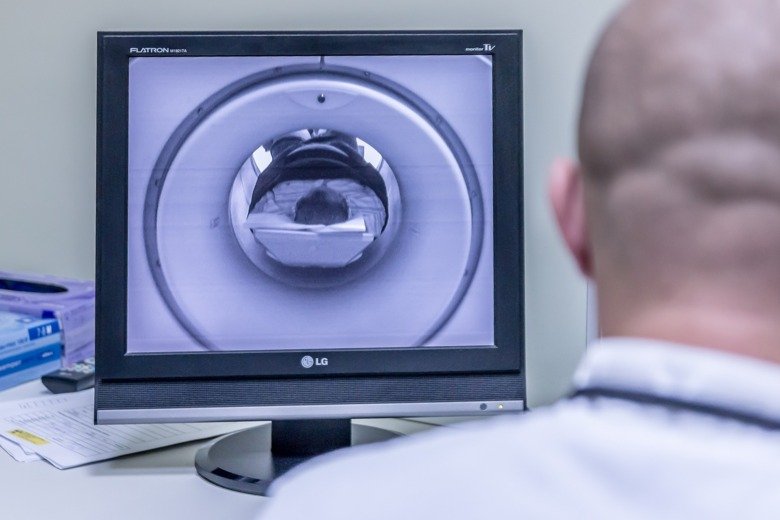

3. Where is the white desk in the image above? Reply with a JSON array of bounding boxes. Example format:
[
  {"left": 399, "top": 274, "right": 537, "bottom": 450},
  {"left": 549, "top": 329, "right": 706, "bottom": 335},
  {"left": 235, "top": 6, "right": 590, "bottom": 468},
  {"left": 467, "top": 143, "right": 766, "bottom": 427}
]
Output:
[{"left": 0, "top": 381, "right": 439, "bottom": 520}]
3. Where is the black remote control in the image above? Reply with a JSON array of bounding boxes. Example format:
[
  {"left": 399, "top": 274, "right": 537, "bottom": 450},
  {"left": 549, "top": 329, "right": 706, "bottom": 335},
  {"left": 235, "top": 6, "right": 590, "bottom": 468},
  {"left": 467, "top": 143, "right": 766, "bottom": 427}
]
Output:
[{"left": 41, "top": 357, "right": 95, "bottom": 394}]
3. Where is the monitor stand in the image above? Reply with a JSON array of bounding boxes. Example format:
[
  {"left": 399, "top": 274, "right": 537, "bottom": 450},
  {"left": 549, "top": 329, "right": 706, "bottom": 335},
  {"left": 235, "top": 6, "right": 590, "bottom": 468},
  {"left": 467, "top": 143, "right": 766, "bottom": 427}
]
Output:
[{"left": 195, "top": 419, "right": 399, "bottom": 495}]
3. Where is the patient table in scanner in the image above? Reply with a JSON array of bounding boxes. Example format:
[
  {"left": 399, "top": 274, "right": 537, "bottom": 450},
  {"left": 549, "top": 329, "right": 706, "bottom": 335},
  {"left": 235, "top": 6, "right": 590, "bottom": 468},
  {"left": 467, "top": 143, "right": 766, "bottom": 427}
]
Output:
[{"left": 126, "top": 55, "right": 494, "bottom": 352}]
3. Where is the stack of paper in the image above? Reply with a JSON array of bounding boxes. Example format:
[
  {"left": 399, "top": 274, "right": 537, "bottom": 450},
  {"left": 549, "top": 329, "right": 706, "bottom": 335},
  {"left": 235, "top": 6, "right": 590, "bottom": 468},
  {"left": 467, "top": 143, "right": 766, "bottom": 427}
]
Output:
[{"left": 0, "top": 390, "right": 255, "bottom": 469}]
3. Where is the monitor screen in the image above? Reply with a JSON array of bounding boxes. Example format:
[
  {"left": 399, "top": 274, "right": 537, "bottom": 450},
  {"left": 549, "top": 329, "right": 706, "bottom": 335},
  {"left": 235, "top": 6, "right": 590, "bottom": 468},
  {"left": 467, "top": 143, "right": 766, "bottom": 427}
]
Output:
[
  {"left": 126, "top": 54, "right": 494, "bottom": 353},
  {"left": 96, "top": 31, "right": 524, "bottom": 428}
]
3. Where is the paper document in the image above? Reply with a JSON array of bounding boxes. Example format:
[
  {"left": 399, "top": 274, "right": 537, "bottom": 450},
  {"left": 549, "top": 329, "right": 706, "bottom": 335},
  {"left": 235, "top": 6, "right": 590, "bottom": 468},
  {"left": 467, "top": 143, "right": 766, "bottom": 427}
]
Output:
[
  {"left": 0, "top": 390, "right": 254, "bottom": 469},
  {"left": 0, "top": 435, "right": 41, "bottom": 462}
]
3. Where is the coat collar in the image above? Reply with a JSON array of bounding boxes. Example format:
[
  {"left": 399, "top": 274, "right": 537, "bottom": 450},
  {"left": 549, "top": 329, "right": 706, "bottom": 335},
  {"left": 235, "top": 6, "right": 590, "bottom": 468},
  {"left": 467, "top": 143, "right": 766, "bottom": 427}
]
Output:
[{"left": 572, "top": 337, "right": 780, "bottom": 424}]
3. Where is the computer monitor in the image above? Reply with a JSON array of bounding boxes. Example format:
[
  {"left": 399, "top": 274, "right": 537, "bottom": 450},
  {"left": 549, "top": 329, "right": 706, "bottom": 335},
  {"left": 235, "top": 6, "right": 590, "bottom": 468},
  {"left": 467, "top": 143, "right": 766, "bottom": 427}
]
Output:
[{"left": 95, "top": 30, "right": 524, "bottom": 495}]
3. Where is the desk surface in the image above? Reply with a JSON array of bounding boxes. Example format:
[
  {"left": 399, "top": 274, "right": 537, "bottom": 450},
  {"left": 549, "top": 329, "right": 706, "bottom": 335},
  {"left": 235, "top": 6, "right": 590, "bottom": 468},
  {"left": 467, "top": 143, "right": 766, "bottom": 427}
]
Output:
[{"left": 0, "top": 381, "right": 439, "bottom": 520}]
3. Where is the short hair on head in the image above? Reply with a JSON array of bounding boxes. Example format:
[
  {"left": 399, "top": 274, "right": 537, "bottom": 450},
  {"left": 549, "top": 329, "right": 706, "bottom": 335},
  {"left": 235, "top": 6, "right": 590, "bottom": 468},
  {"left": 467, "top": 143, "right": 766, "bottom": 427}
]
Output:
[
  {"left": 579, "top": 0, "right": 780, "bottom": 182},
  {"left": 577, "top": 0, "right": 780, "bottom": 303}
]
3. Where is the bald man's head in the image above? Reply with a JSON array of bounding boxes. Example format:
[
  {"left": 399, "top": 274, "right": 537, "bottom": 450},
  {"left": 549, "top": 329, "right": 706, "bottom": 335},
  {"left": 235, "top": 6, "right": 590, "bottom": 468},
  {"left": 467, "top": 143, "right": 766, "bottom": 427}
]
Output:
[
  {"left": 580, "top": 0, "right": 780, "bottom": 180},
  {"left": 575, "top": 0, "right": 780, "bottom": 319}
]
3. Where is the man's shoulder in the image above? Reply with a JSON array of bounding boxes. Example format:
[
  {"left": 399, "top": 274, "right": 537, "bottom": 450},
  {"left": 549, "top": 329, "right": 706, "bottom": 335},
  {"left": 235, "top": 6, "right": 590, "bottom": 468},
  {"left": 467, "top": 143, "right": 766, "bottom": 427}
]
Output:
[
  {"left": 260, "top": 394, "right": 780, "bottom": 519},
  {"left": 260, "top": 405, "right": 585, "bottom": 519}
]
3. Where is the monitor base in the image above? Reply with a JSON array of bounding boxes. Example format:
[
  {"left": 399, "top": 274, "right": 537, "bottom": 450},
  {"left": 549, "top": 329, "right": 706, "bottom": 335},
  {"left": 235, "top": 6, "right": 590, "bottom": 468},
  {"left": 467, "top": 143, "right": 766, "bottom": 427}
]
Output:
[{"left": 195, "top": 419, "right": 400, "bottom": 495}]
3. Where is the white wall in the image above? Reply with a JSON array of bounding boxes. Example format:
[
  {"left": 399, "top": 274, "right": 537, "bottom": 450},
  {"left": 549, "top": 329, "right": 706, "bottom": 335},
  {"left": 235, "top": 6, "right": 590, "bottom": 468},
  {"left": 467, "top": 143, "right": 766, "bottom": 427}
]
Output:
[{"left": 0, "top": 0, "right": 623, "bottom": 407}]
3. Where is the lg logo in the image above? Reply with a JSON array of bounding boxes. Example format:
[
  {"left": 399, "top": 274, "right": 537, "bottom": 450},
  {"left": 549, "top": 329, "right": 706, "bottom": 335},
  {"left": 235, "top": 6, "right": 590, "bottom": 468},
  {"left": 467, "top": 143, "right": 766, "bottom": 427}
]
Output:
[{"left": 300, "top": 355, "right": 328, "bottom": 368}]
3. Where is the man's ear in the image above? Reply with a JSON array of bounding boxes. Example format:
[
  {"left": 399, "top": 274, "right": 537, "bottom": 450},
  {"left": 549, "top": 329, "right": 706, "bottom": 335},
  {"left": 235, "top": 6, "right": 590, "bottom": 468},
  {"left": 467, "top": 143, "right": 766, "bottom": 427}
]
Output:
[{"left": 549, "top": 158, "right": 593, "bottom": 278}]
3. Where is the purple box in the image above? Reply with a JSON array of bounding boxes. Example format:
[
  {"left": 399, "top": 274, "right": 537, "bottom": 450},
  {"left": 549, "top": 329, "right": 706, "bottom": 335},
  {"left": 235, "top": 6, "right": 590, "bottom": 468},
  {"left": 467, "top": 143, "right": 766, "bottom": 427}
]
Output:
[{"left": 0, "top": 271, "right": 95, "bottom": 364}]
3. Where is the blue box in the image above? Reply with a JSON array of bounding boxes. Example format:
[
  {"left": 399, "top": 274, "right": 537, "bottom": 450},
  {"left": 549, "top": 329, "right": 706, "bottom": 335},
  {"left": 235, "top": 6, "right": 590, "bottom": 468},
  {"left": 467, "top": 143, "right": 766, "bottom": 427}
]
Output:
[
  {"left": 0, "top": 343, "right": 62, "bottom": 391},
  {"left": 0, "top": 311, "right": 63, "bottom": 390},
  {"left": 0, "top": 311, "right": 61, "bottom": 353}
]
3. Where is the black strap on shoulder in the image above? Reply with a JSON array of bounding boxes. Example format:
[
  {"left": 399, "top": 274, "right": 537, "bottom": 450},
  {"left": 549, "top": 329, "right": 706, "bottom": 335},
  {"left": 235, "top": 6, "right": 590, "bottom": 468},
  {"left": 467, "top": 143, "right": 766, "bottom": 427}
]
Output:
[{"left": 570, "top": 387, "right": 780, "bottom": 431}]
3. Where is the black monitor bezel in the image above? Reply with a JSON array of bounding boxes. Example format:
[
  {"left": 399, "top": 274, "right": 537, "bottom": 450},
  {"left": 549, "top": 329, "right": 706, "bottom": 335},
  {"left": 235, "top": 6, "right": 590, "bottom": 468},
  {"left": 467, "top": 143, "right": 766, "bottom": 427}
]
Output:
[{"left": 96, "top": 30, "right": 523, "bottom": 381}]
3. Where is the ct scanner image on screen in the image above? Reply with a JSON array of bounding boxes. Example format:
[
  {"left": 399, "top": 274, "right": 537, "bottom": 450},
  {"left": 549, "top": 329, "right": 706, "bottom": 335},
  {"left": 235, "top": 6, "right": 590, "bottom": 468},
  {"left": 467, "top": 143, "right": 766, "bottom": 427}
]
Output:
[{"left": 126, "top": 54, "right": 495, "bottom": 352}]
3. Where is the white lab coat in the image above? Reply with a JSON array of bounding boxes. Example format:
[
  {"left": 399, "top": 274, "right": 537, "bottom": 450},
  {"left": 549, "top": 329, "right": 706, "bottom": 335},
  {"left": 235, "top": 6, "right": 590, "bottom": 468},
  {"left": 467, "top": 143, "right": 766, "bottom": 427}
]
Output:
[{"left": 261, "top": 339, "right": 780, "bottom": 519}]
